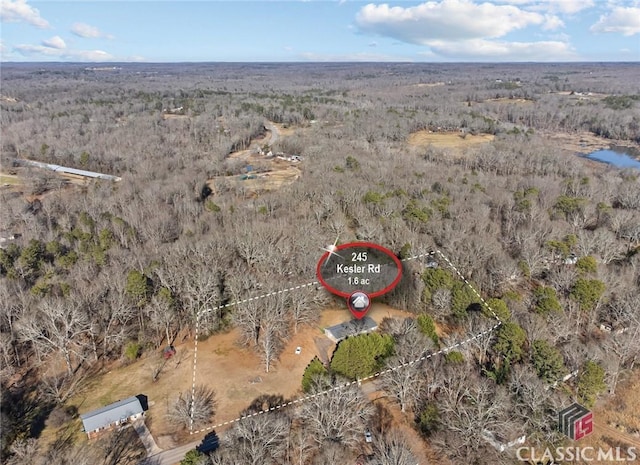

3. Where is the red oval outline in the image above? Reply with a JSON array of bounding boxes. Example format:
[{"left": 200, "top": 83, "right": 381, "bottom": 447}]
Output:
[{"left": 316, "top": 242, "right": 403, "bottom": 298}]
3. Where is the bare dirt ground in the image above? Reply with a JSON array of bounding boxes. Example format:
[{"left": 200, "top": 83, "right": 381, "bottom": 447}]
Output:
[
  {"left": 208, "top": 121, "right": 302, "bottom": 196},
  {"left": 65, "top": 303, "right": 418, "bottom": 450},
  {"left": 553, "top": 91, "right": 610, "bottom": 99},
  {"left": 0, "top": 94, "right": 20, "bottom": 103},
  {"left": 562, "top": 371, "right": 640, "bottom": 465},
  {"left": 483, "top": 97, "right": 534, "bottom": 104},
  {"left": 590, "top": 371, "right": 640, "bottom": 451},
  {"left": 540, "top": 130, "right": 640, "bottom": 155},
  {"left": 408, "top": 131, "right": 495, "bottom": 150},
  {"left": 209, "top": 159, "right": 301, "bottom": 196},
  {"left": 161, "top": 113, "right": 190, "bottom": 121},
  {"left": 0, "top": 166, "right": 108, "bottom": 205},
  {"left": 271, "top": 122, "right": 303, "bottom": 137},
  {"left": 413, "top": 82, "right": 445, "bottom": 88}
]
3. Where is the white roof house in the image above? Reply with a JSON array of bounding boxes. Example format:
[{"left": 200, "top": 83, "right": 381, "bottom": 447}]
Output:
[
  {"left": 80, "top": 396, "right": 144, "bottom": 438},
  {"left": 325, "top": 317, "right": 378, "bottom": 343}
]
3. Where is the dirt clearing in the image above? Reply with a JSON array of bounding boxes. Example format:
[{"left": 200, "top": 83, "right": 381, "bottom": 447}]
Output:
[
  {"left": 483, "top": 97, "right": 534, "bottom": 104},
  {"left": 209, "top": 160, "right": 301, "bottom": 196},
  {"left": 209, "top": 121, "right": 303, "bottom": 196},
  {"left": 567, "top": 371, "right": 640, "bottom": 465},
  {"left": 161, "top": 113, "right": 190, "bottom": 121},
  {"left": 408, "top": 131, "right": 495, "bottom": 150},
  {"left": 540, "top": 130, "right": 640, "bottom": 155},
  {"left": 0, "top": 173, "right": 21, "bottom": 186},
  {"left": 65, "top": 304, "right": 419, "bottom": 449},
  {"left": 412, "top": 82, "right": 445, "bottom": 88},
  {"left": 271, "top": 122, "right": 301, "bottom": 137}
]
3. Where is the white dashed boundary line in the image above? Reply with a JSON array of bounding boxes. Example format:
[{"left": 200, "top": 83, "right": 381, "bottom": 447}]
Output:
[
  {"left": 435, "top": 249, "right": 502, "bottom": 323},
  {"left": 188, "top": 248, "right": 503, "bottom": 434},
  {"left": 198, "top": 281, "right": 321, "bottom": 318}
]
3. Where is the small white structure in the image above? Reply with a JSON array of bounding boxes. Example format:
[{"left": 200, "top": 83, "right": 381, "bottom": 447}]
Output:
[
  {"left": 482, "top": 429, "right": 526, "bottom": 452},
  {"left": 276, "top": 154, "right": 302, "bottom": 163},
  {"left": 0, "top": 233, "right": 20, "bottom": 249}
]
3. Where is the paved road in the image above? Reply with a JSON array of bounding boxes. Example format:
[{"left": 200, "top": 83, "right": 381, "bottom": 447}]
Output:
[
  {"left": 133, "top": 420, "right": 163, "bottom": 457},
  {"left": 139, "top": 439, "right": 199, "bottom": 465}
]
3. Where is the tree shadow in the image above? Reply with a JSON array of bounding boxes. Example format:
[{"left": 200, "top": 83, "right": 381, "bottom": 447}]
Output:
[
  {"left": 1, "top": 368, "right": 55, "bottom": 456},
  {"left": 196, "top": 430, "right": 219, "bottom": 453},
  {"left": 241, "top": 394, "right": 286, "bottom": 416}
]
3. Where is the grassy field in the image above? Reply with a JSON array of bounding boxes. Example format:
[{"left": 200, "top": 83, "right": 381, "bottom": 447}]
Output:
[
  {"left": 0, "top": 174, "right": 21, "bottom": 185},
  {"left": 408, "top": 130, "right": 495, "bottom": 149}
]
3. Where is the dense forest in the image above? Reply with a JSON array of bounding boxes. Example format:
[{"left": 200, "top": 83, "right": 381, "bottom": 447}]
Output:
[{"left": 1, "top": 62, "right": 639, "bottom": 465}]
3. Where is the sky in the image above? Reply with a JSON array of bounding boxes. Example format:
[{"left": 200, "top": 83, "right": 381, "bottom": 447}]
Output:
[{"left": 0, "top": 0, "right": 639, "bottom": 62}]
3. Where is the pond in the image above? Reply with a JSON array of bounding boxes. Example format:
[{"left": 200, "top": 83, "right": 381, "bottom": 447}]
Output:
[{"left": 584, "top": 146, "right": 640, "bottom": 169}]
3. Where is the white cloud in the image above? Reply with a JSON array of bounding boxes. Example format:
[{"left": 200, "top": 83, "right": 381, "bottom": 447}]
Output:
[
  {"left": 41, "top": 35, "right": 66, "bottom": 50},
  {"left": 0, "top": 39, "right": 12, "bottom": 60},
  {"left": 427, "top": 38, "right": 578, "bottom": 61},
  {"left": 354, "top": 1, "right": 582, "bottom": 61},
  {"left": 71, "top": 22, "right": 113, "bottom": 39},
  {"left": 590, "top": 7, "right": 640, "bottom": 36},
  {"left": 0, "top": 0, "right": 49, "bottom": 28},
  {"left": 492, "top": 0, "right": 595, "bottom": 14},
  {"left": 355, "top": 0, "right": 547, "bottom": 44},
  {"left": 542, "top": 14, "right": 564, "bottom": 30},
  {"left": 73, "top": 49, "right": 114, "bottom": 61},
  {"left": 14, "top": 43, "right": 114, "bottom": 61},
  {"left": 14, "top": 44, "right": 67, "bottom": 57}
]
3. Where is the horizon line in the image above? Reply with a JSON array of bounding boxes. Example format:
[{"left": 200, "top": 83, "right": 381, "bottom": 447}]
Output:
[{"left": 2, "top": 60, "right": 639, "bottom": 65}]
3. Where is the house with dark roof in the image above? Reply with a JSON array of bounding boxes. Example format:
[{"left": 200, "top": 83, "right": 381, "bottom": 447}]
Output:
[{"left": 80, "top": 396, "right": 144, "bottom": 439}]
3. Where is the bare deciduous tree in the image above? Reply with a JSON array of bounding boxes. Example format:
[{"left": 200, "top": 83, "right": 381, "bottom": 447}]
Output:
[
  {"left": 299, "top": 383, "right": 373, "bottom": 448},
  {"left": 167, "top": 385, "right": 217, "bottom": 430},
  {"left": 16, "top": 297, "right": 89, "bottom": 374},
  {"left": 223, "top": 414, "right": 291, "bottom": 465},
  {"left": 370, "top": 432, "right": 420, "bottom": 465},
  {"left": 380, "top": 319, "right": 431, "bottom": 412}
]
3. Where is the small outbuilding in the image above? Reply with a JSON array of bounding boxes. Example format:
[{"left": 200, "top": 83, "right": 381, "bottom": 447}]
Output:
[
  {"left": 325, "top": 316, "right": 378, "bottom": 343},
  {"left": 80, "top": 396, "right": 144, "bottom": 439}
]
